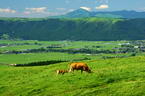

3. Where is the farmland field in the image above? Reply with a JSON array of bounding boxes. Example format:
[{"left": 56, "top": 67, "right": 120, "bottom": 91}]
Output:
[{"left": 1, "top": 40, "right": 145, "bottom": 96}]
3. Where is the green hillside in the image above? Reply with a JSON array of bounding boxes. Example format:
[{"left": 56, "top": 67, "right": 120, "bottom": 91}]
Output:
[
  {"left": 0, "top": 17, "right": 145, "bottom": 41},
  {"left": 1, "top": 56, "right": 145, "bottom": 96}
]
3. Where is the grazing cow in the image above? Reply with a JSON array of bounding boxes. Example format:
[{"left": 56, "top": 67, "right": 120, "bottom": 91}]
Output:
[
  {"left": 69, "top": 62, "right": 91, "bottom": 73},
  {"left": 56, "top": 70, "right": 68, "bottom": 75}
]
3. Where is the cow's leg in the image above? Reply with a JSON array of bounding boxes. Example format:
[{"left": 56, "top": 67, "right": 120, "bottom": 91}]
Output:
[
  {"left": 69, "top": 67, "right": 73, "bottom": 72},
  {"left": 56, "top": 70, "right": 59, "bottom": 74},
  {"left": 81, "top": 70, "right": 83, "bottom": 73}
]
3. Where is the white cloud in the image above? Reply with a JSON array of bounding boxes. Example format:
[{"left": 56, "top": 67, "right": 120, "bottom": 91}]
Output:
[
  {"left": 24, "top": 7, "right": 69, "bottom": 16},
  {"left": 0, "top": 8, "right": 16, "bottom": 13},
  {"left": 80, "top": 7, "right": 91, "bottom": 11},
  {"left": 25, "top": 7, "right": 47, "bottom": 13},
  {"left": 96, "top": 4, "right": 109, "bottom": 9}
]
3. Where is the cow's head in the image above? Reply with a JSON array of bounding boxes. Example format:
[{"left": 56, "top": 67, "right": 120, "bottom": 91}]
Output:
[{"left": 86, "top": 68, "right": 92, "bottom": 73}]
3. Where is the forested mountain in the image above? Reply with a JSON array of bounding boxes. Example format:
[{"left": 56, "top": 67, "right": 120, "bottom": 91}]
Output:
[
  {"left": 92, "top": 10, "right": 145, "bottom": 18},
  {"left": 55, "top": 9, "right": 145, "bottom": 18},
  {"left": 0, "top": 17, "right": 145, "bottom": 41}
]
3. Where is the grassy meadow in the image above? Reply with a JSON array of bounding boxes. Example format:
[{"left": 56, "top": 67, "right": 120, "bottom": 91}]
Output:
[{"left": 0, "top": 40, "right": 145, "bottom": 96}]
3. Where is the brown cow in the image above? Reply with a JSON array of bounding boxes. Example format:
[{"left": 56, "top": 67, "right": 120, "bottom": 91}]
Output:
[
  {"left": 69, "top": 62, "right": 91, "bottom": 73},
  {"left": 56, "top": 70, "right": 68, "bottom": 75}
]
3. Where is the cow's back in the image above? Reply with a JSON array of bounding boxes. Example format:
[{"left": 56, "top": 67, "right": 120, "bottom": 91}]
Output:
[
  {"left": 72, "top": 62, "right": 87, "bottom": 67},
  {"left": 70, "top": 62, "right": 89, "bottom": 70}
]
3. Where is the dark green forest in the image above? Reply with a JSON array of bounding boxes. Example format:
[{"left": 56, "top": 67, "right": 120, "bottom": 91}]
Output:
[{"left": 0, "top": 17, "right": 145, "bottom": 41}]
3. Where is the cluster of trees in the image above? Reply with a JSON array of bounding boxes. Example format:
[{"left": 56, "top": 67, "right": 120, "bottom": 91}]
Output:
[
  {"left": 0, "top": 18, "right": 145, "bottom": 41},
  {"left": 10, "top": 60, "right": 66, "bottom": 67},
  {"left": 4, "top": 47, "right": 114, "bottom": 54},
  {"left": 0, "top": 34, "right": 10, "bottom": 40}
]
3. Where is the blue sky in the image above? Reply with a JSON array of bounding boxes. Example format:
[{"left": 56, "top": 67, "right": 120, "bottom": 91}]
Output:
[{"left": 0, "top": 0, "right": 145, "bottom": 17}]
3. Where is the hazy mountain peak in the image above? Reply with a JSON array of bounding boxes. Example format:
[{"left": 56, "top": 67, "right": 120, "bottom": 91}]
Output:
[
  {"left": 49, "top": 9, "right": 145, "bottom": 18},
  {"left": 63, "top": 9, "right": 145, "bottom": 18},
  {"left": 65, "top": 8, "right": 91, "bottom": 18}
]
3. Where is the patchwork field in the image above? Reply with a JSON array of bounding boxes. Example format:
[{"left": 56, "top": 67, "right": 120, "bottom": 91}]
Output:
[{"left": 0, "top": 40, "right": 145, "bottom": 96}]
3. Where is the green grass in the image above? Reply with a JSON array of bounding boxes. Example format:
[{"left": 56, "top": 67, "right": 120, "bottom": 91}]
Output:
[
  {"left": 48, "top": 41, "right": 127, "bottom": 50},
  {"left": 0, "top": 45, "right": 44, "bottom": 51},
  {"left": 0, "top": 40, "right": 129, "bottom": 51},
  {"left": 0, "top": 52, "right": 91, "bottom": 64},
  {"left": 0, "top": 40, "right": 145, "bottom": 96},
  {"left": 1, "top": 56, "right": 145, "bottom": 96}
]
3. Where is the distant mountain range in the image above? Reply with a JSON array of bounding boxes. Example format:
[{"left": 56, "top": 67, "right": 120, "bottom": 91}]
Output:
[{"left": 51, "top": 9, "right": 145, "bottom": 18}]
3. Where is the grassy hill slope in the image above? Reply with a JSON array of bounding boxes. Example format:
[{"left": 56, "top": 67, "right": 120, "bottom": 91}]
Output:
[
  {"left": 1, "top": 56, "right": 145, "bottom": 96},
  {"left": 0, "top": 17, "right": 145, "bottom": 41}
]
